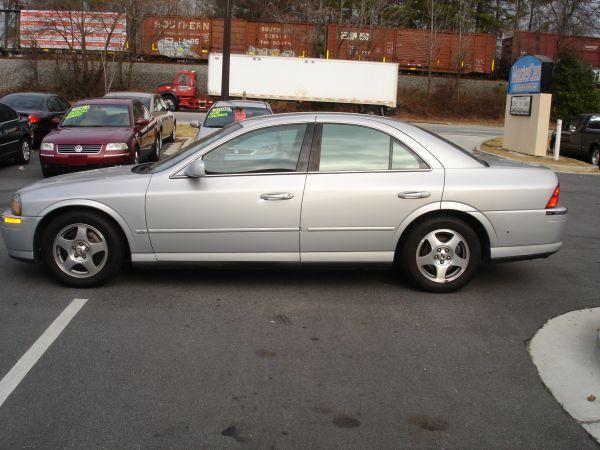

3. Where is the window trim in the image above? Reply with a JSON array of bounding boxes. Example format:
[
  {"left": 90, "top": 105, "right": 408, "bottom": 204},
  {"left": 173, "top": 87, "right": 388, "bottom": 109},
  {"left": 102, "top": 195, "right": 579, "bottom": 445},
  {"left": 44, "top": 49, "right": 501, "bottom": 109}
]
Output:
[{"left": 309, "top": 122, "right": 431, "bottom": 174}]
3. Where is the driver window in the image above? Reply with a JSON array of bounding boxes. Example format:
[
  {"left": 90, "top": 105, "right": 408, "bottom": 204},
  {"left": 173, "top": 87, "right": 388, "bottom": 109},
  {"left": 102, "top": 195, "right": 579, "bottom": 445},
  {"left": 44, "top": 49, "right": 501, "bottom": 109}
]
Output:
[
  {"left": 133, "top": 102, "right": 143, "bottom": 122},
  {"left": 202, "top": 124, "right": 307, "bottom": 174}
]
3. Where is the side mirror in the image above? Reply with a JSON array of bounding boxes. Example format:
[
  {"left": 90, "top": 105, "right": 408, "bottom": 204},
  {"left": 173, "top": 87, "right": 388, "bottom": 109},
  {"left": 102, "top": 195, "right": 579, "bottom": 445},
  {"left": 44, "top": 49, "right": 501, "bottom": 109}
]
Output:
[
  {"left": 136, "top": 118, "right": 150, "bottom": 127},
  {"left": 189, "top": 120, "right": 201, "bottom": 128},
  {"left": 52, "top": 117, "right": 61, "bottom": 128},
  {"left": 168, "top": 103, "right": 176, "bottom": 112},
  {"left": 568, "top": 125, "right": 577, "bottom": 132},
  {"left": 184, "top": 159, "right": 206, "bottom": 178}
]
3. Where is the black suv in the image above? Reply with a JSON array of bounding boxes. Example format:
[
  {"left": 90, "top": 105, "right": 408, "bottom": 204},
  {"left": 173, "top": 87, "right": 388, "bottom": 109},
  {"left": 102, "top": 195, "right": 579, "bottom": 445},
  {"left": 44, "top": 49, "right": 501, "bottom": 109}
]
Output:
[{"left": 0, "top": 103, "right": 32, "bottom": 165}]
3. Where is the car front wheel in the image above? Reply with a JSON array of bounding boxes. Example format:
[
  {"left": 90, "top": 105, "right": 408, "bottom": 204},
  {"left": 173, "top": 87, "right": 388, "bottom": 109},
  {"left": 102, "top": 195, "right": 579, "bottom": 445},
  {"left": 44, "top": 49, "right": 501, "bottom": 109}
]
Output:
[
  {"left": 590, "top": 146, "right": 600, "bottom": 166},
  {"left": 401, "top": 216, "right": 481, "bottom": 293},
  {"left": 41, "top": 210, "right": 125, "bottom": 287}
]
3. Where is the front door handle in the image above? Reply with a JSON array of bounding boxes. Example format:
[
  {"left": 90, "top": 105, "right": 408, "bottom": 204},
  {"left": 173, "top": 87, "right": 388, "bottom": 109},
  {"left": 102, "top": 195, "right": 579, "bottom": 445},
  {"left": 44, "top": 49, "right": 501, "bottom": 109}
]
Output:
[
  {"left": 398, "top": 191, "right": 431, "bottom": 199},
  {"left": 260, "top": 192, "right": 294, "bottom": 201}
]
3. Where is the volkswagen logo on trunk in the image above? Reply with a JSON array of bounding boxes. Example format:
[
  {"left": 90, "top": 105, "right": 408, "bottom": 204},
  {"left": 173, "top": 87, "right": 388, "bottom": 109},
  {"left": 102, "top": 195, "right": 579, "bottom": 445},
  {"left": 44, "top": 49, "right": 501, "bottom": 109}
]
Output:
[{"left": 74, "top": 145, "right": 83, "bottom": 153}]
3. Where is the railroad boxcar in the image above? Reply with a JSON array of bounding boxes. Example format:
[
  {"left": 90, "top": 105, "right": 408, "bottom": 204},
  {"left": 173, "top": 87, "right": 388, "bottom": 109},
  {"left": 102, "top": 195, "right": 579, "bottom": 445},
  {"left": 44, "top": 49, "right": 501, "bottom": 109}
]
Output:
[
  {"left": 395, "top": 29, "right": 496, "bottom": 74},
  {"left": 141, "top": 16, "right": 212, "bottom": 59},
  {"left": 246, "top": 21, "right": 316, "bottom": 57},
  {"left": 501, "top": 30, "right": 600, "bottom": 73},
  {"left": 326, "top": 24, "right": 396, "bottom": 62}
]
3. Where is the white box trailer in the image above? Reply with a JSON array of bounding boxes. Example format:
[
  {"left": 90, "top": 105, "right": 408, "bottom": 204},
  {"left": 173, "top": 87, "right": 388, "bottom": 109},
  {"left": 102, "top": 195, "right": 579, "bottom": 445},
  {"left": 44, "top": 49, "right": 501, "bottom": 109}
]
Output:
[{"left": 207, "top": 53, "right": 398, "bottom": 110}]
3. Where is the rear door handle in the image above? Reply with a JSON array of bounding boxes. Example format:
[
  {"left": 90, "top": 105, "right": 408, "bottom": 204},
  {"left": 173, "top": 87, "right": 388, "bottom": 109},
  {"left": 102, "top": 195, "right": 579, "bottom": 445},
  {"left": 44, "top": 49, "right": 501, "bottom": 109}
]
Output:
[
  {"left": 398, "top": 191, "right": 431, "bottom": 199},
  {"left": 260, "top": 193, "right": 294, "bottom": 201}
]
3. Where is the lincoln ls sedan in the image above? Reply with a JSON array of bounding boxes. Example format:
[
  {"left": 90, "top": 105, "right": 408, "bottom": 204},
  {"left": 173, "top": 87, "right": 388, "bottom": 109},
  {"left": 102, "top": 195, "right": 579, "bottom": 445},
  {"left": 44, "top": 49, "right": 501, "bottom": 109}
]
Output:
[{"left": 1, "top": 113, "right": 568, "bottom": 292}]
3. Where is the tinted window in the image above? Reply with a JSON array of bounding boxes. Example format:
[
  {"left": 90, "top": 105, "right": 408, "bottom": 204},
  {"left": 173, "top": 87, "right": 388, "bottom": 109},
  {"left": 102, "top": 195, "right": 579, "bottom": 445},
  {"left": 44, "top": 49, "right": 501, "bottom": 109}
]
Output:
[
  {"left": 318, "top": 124, "right": 390, "bottom": 171},
  {"left": 204, "top": 106, "right": 271, "bottom": 128},
  {"left": 0, "top": 104, "right": 10, "bottom": 122},
  {"left": 1, "top": 94, "right": 44, "bottom": 110},
  {"left": 58, "top": 97, "right": 70, "bottom": 110},
  {"left": 587, "top": 116, "right": 600, "bottom": 130},
  {"left": 392, "top": 140, "right": 427, "bottom": 169},
  {"left": 61, "top": 104, "right": 131, "bottom": 127},
  {"left": 47, "top": 97, "right": 62, "bottom": 112},
  {"left": 203, "top": 124, "right": 306, "bottom": 174}
]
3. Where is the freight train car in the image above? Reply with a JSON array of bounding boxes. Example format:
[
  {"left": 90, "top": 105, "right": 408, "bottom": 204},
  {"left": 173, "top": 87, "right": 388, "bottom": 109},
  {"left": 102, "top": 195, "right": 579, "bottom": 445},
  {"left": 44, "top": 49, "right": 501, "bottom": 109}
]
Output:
[
  {"left": 0, "top": 9, "right": 19, "bottom": 53},
  {"left": 501, "top": 30, "right": 600, "bottom": 74},
  {"left": 395, "top": 29, "right": 496, "bottom": 74},
  {"left": 141, "top": 16, "right": 316, "bottom": 60},
  {"left": 326, "top": 24, "right": 496, "bottom": 75}
]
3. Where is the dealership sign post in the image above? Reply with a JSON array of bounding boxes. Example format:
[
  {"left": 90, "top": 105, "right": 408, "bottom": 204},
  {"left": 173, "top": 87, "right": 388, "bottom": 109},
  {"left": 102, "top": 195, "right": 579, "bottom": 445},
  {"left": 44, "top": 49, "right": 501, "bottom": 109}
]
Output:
[{"left": 503, "top": 55, "right": 553, "bottom": 157}]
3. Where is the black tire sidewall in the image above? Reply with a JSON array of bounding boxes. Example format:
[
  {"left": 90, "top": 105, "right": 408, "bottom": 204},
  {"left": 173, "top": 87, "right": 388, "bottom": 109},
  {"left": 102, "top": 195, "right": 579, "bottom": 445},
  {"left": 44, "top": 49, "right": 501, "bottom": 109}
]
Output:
[
  {"left": 401, "top": 216, "right": 481, "bottom": 293},
  {"left": 15, "top": 139, "right": 31, "bottom": 164},
  {"left": 41, "top": 210, "right": 125, "bottom": 287}
]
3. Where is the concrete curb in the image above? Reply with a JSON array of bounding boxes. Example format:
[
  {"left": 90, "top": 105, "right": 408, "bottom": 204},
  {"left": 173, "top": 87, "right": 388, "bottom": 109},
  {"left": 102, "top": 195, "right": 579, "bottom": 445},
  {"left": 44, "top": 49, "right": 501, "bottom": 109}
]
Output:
[{"left": 475, "top": 139, "right": 600, "bottom": 175}]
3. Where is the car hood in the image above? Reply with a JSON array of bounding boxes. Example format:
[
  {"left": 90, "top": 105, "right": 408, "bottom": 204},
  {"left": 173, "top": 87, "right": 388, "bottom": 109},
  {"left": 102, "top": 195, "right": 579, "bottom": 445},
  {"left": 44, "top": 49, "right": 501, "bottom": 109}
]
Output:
[
  {"left": 20, "top": 165, "right": 137, "bottom": 193},
  {"left": 44, "top": 127, "right": 132, "bottom": 144},
  {"left": 198, "top": 126, "right": 220, "bottom": 140}
]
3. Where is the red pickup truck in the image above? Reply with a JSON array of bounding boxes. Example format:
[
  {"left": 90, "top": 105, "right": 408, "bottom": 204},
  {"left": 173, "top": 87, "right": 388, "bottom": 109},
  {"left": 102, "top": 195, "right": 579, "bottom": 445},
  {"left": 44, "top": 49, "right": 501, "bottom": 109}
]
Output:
[{"left": 156, "top": 70, "right": 214, "bottom": 111}]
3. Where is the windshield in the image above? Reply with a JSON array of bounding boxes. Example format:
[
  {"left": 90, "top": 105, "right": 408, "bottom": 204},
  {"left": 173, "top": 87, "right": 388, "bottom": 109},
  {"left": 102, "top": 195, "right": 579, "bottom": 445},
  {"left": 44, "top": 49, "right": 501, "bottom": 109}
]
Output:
[
  {"left": 2, "top": 95, "right": 45, "bottom": 111},
  {"left": 144, "top": 122, "right": 242, "bottom": 173},
  {"left": 203, "top": 106, "right": 270, "bottom": 128},
  {"left": 61, "top": 104, "right": 131, "bottom": 127}
]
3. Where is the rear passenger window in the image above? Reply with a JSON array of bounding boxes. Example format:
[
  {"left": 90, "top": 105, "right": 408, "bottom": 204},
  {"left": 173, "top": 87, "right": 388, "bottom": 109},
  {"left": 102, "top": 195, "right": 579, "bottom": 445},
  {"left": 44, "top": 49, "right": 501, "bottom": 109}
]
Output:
[
  {"left": 317, "top": 124, "right": 427, "bottom": 172},
  {"left": 588, "top": 117, "right": 600, "bottom": 130}
]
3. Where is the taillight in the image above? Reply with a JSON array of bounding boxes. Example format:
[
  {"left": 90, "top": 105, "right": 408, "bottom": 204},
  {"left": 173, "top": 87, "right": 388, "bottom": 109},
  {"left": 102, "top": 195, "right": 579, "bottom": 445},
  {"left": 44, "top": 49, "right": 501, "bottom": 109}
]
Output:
[
  {"left": 28, "top": 114, "right": 41, "bottom": 124},
  {"left": 546, "top": 184, "right": 560, "bottom": 209}
]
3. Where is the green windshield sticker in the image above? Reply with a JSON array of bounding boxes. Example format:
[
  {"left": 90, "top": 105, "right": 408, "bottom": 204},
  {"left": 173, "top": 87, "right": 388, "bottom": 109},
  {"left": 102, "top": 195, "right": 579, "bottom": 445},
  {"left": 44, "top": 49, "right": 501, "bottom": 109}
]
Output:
[
  {"left": 65, "top": 105, "right": 90, "bottom": 119},
  {"left": 208, "top": 107, "right": 232, "bottom": 118}
]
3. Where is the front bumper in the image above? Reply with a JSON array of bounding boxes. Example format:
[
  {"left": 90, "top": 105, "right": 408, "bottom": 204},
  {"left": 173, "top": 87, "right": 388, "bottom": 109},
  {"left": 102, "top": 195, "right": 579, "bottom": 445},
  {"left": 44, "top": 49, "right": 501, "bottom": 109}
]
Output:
[
  {"left": 1, "top": 211, "right": 42, "bottom": 262},
  {"left": 40, "top": 152, "right": 131, "bottom": 167}
]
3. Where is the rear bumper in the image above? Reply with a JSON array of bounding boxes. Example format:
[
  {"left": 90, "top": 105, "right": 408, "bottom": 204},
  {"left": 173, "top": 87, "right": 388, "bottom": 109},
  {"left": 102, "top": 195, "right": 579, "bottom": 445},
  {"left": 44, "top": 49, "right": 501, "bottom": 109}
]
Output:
[
  {"left": 488, "top": 206, "right": 568, "bottom": 261},
  {"left": 1, "top": 211, "right": 41, "bottom": 262}
]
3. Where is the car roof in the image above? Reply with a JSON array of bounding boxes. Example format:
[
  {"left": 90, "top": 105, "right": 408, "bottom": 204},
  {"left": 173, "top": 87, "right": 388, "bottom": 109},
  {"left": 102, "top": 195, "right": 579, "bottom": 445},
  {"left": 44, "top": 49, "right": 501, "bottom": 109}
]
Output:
[
  {"left": 104, "top": 91, "right": 154, "bottom": 99},
  {"left": 74, "top": 98, "right": 135, "bottom": 106},
  {"left": 212, "top": 100, "right": 270, "bottom": 109},
  {"left": 2, "top": 92, "right": 56, "bottom": 98}
]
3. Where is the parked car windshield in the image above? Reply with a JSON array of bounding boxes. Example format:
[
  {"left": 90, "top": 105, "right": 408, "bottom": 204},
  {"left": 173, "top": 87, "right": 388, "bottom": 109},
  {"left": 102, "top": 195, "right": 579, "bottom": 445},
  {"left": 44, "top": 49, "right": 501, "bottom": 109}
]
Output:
[
  {"left": 204, "top": 106, "right": 270, "bottom": 128},
  {"left": 1, "top": 95, "right": 45, "bottom": 110},
  {"left": 142, "top": 122, "right": 243, "bottom": 174},
  {"left": 61, "top": 104, "right": 131, "bottom": 127}
]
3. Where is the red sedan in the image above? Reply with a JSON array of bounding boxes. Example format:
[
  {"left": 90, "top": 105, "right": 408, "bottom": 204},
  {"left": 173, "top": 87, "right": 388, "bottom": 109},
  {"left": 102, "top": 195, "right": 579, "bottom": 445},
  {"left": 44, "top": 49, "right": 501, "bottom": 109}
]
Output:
[{"left": 39, "top": 98, "right": 159, "bottom": 177}]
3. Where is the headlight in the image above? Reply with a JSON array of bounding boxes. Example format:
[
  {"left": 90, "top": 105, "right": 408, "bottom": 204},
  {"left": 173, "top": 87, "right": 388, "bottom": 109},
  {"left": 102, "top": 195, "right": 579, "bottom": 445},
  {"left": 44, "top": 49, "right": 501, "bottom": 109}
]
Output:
[
  {"left": 105, "top": 143, "right": 128, "bottom": 151},
  {"left": 10, "top": 193, "right": 22, "bottom": 216},
  {"left": 40, "top": 142, "right": 54, "bottom": 151}
]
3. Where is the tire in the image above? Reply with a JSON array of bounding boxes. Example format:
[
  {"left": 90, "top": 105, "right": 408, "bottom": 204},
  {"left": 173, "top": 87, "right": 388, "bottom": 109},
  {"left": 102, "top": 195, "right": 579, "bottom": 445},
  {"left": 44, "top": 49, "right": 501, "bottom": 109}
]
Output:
[
  {"left": 166, "top": 121, "right": 176, "bottom": 142},
  {"left": 131, "top": 146, "right": 140, "bottom": 165},
  {"left": 590, "top": 146, "right": 600, "bottom": 166},
  {"left": 400, "top": 215, "right": 481, "bottom": 293},
  {"left": 14, "top": 139, "right": 31, "bottom": 165},
  {"left": 41, "top": 163, "right": 56, "bottom": 178},
  {"left": 151, "top": 132, "right": 161, "bottom": 162},
  {"left": 40, "top": 210, "right": 126, "bottom": 287}
]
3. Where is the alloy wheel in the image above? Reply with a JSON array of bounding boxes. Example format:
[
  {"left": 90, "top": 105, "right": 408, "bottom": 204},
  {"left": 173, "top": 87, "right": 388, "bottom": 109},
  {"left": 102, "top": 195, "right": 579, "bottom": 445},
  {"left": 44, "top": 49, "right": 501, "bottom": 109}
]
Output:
[
  {"left": 592, "top": 148, "right": 600, "bottom": 166},
  {"left": 53, "top": 223, "right": 108, "bottom": 279},
  {"left": 416, "top": 229, "right": 470, "bottom": 283}
]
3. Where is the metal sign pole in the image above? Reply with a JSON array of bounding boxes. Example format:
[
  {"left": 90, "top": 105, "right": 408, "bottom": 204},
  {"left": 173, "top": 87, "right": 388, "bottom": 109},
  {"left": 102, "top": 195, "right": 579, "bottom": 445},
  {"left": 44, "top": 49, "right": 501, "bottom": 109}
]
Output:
[{"left": 221, "top": 0, "right": 232, "bottom": 100}]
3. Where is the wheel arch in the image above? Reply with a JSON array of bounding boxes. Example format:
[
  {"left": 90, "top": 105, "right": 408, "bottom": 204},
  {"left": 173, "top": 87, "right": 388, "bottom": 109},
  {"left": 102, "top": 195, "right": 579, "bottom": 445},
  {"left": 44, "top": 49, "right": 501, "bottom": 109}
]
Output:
[
  {"left": 393, "top": 202, "right": 497, "bottom": 262},
  {"left": 34, "top": 201, "right": 134, "bottom": 259}
]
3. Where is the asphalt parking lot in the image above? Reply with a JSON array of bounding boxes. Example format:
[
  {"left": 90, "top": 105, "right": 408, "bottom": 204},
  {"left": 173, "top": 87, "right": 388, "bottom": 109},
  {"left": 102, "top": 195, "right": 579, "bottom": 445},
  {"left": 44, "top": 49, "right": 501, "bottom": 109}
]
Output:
[{"left": 1, "top": 148, "right": 599, "bottom": 448}]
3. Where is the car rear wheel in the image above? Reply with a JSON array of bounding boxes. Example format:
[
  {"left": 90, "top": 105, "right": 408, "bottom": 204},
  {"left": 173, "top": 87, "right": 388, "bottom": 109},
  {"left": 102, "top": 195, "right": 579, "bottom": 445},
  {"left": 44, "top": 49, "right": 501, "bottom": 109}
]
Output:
[
  {"left": 590, "top": 146, "right": 600, "bottom": 166},
  {"left": 166, "top": 121, "right": 176, "bottom": 142},
  {"left": 41, "top": 211, "right": 125, "bottom": 287},
  {"left": 14, "top": 140, "right": 31, "bottom": 164},
  {"left": 400, "top": 216, "right": 481, "bottom": 293}
]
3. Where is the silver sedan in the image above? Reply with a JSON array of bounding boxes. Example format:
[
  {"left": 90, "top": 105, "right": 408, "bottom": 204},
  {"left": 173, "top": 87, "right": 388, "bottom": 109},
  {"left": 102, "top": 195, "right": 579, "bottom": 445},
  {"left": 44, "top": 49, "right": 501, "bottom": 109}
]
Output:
[{"left": 1, "top": 113, "right": 568, "bottom": 292}]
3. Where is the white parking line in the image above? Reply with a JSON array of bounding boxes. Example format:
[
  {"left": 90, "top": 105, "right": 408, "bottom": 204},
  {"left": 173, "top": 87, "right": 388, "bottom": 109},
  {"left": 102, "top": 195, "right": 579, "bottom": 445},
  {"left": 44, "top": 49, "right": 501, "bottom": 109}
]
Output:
[{"left": 0, "top": 298, "right": 88, "bottom": 408}]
